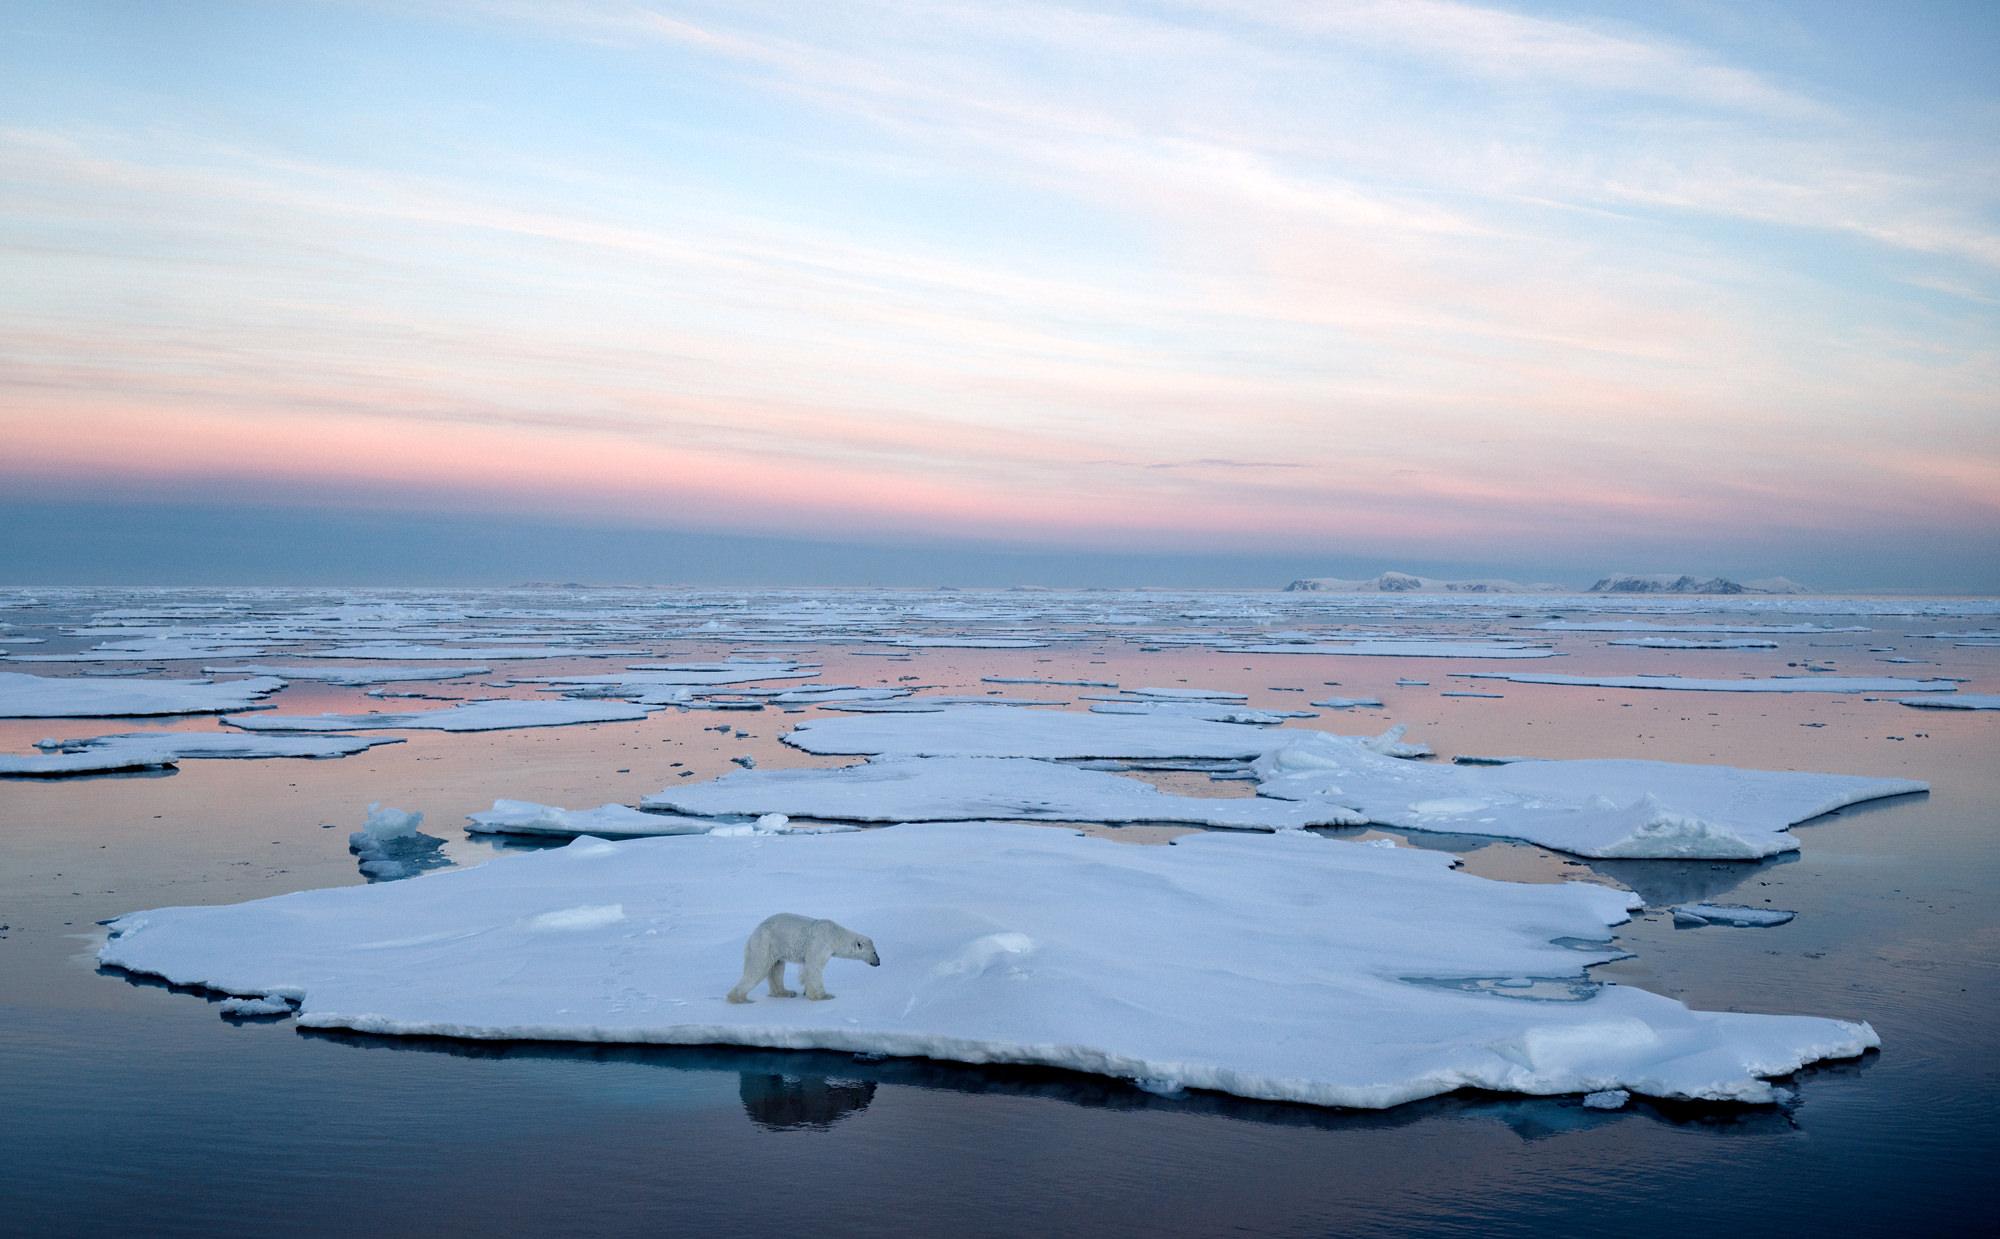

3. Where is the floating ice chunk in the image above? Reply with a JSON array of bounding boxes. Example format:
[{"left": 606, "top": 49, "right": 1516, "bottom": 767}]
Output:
[
  {"left": 1896, "top": 695, "right": 2000, "bottom": 710},
  {"left": 982, "top": 676, "right": 1118, "bottom": 688},
  {"left": 97, "top": 824, "right": 1878, "bottom": 1110},
  {"left": 1607, "top": 639, "right": 1778, "bottom": 650},
  {"left": 875, "top": 636, "right": 1049, "bottom": 648},
  {"left": 468, "top": 800, "right": 720, "bottom": 839},
  {"left": 1456, "top": 673, "right": 1958, "bottom": 695},
  {"left": 0, "top": 731, "right": 398, "bottom": 777},
  {"left": 1236, "top": 642, "right": 1558, "bottom": 659},
  {"left": 348, "top": 804, "right": 451, "bottom": 882},
  {"left": 1313, "top": 697, "right": 1384, "bottom": 709},
  {"left": 222, "top": 699, "right": 651, "bottom": 732},
  {"left": 218, "top": 994, "right": 296, "bottom": 1017},
  {"left": 0, "top": 672, "right": 285, "bottom": 718},
  {"left": 1122, "top": 687, "right": 1249, "bottom": 701},
  {"left": 1581, "top": 1089, "right": 1629, "bottom": 1110},
  {"left": 1672, "top": 904, "right": 1797, "bottom": 928},
  {"left": 1087, "top": 700, "right": 1304, "bottom": 725},
  {"left": 646, "top": 757, "right": 1361, "bottom": 831},
  {"left": 785, "top": 705, "right": 1414, "bottom": 762},
  {"left": 201, "top": 664, "right": 491, "bottom": 685},
  {"left": 302, "top": 645, "right": 641, "bottom": 660},
  {"left": 824, "top": 695, "right": 1064, "bottom": 713},
  {"left": 1532, "top": 622, "right": 1865, "bottom": 634}
]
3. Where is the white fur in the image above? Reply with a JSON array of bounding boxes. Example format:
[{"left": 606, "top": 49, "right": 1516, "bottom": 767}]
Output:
[{"left": 726, "top": 912, "right": 880, "bottom": 1003}]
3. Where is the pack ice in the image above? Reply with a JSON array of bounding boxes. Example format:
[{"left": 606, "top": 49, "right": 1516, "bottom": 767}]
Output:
[
  {"left": 96, "top": 824, "right": 1877, "bottom": 1109},
  {"left": 646, "top": 757, "right": 1363, "bottom": 830},
  {"left": 784, "top": 704, "right": 1428, "bottom": 761},
  {"left": 1456, "top": 673, "right": 1959, "bottom": 695},
  {"left": 772, "top": 710, "right": 1920, "bottom": 858},
  {"left": 0, "top": 672, "right": 285, "bottom": 718},
  {"left": 0, "top": 731, "right": 398, "bottom": 777},
  {"left": 221, "top": 699, "right": 652, "bottom": 732}
]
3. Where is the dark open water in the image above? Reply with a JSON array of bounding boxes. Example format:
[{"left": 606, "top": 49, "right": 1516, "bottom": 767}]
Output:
[{"left": 2, "top": 598, "right": 1995, "bottom": 1236}]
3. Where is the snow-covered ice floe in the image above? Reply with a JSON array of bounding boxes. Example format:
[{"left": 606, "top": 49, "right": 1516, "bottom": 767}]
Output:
[
  {"left": 1606, "top": 639, "right": 1779, "bottom": 650},
  {"left": 220, "top": 699, "right": 652, "bottom": 733},
  {"left": 201, "top": 664, "right": 491, "bottom": 685},
  {"left": 1455, "top": 673, "right": 1959, "bottom": 695},
  {"left": 646, "top": 757, "right": 1364, "bottom": 830},
  {"left": 784, "top": 704, "right": 1430, "bottom": 761},
  {"left": 467, "top": 800, "right": 847, "bottom": 840},
  {"left": 0, "top": 731, "right": 399, "bottom": 777},
  {"left": 0, "top": 672, "right": 285, "bottom": 718},
  {"left": 1896, "top": 694, "right": 2000, "bottom": 711},
  {"left": 1234, "top": 641, "right": 1558, "bottom": 659},
  {"left": 96, "top": 824, "right": 1878, "bottom": 1109},
  {"left": 1251, "top": 732, "right": 1925, "bottom": 859},
  {"left": 1531, "top": 622, "right": 1867, "bottom": 634},
  {"left": 776, "top": 709, "right": 1917, "bottom": 858},
  {"left": 1672, "top": 904, "right": 1796, "bottom": 928}
]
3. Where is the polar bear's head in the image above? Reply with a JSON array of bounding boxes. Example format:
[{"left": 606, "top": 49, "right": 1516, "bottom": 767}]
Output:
[{"left": 835, "top": 931, "right": 880, "bottom": 967}]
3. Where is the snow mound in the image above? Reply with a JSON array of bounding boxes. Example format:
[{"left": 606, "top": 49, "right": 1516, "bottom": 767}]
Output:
[{"left": 97, "top": 824, "right": 1877, "bottom": 1110}]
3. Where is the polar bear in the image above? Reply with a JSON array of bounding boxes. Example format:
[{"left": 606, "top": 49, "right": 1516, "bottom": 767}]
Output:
[{"left": 727, "top": 913, "right": 880, "bottom": 1003}]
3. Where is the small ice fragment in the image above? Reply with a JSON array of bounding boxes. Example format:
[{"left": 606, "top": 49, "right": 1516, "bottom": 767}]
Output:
[
  {"left": 1582, "top": 1089, "right": 1629, "bottom": 1110},
  {"left": 1672, "top": 904, "right": 1797, "bottom": 928}
]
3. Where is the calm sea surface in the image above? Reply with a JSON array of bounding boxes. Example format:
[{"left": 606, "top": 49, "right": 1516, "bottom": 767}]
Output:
[{"left": 2, "top": 594, "right": 1995, "bottom": 1236}]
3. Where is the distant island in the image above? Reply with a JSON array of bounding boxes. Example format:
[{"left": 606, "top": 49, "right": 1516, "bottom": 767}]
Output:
[{"left": 1285, "top": 571, "right": 1811, "bottom": 595}]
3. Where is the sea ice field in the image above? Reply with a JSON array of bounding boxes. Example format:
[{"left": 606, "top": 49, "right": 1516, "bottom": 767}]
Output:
[{"left": 3, "top": 584, "right": 1996, "bottom": 1236}]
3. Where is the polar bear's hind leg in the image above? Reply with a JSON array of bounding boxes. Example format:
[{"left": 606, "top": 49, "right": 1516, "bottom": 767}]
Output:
[
  {"left": 727, "top": 934, "right": 773, "bottom": 1003},
  {"left": 765, "top": 959, "right": 796, "bottom": 998}
]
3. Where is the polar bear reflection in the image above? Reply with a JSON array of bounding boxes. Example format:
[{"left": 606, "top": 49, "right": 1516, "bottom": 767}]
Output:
[
  {"left": 739, "top": 1072, "right": 878, "bottom": 1131},
  {"left": 727, "top": 913, "right": 880, "bottom": 1003}
]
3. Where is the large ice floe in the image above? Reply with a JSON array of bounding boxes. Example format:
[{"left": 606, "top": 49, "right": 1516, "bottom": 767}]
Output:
[
  {"left": 647, "top": 757, "right": 1362, "bottom": 830},
  {"left": 96, "top": 824, "right": 1878, "bottom": 1108},
  {"left": 1455, "top": 673, "right": 1960, "bottom": 695},
  {"left": 1249, "top": 733, "right": 1922, "bottom": 859},
  {"left": 771, "top": 710, "right": 1918, "bottom": 858},
  {"left": 784, "top": 703, "right": 1427, "bottom": 761},
  {"left": 1897, "top": 694, "right": 2000, "bottom": 711},
  {"left": 0, "top": 671, "right": 285, "bottom": 718},
  {"left": 200, "top": 664, "right": 491, "bottom": 685},
  {"left": 1233, "top": 641, "right": 1558, "bottom": 658},
  {"left": 220, "top": 699, "right": 652, "bottom": 732},
  {"left": 466, "top": 800, "right": 830, "bottom": 840},
  {"left": 0, "top": 731, "right": 399, "bottom": 777}
]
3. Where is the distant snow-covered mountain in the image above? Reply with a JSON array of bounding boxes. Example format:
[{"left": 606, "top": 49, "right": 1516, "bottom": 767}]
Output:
[
  {"left": 1589, "top": 574, "right": 1811, "bottom": 595},
  {"left": 1285, "top": 571, "right": 1563, "bottom": 594}
]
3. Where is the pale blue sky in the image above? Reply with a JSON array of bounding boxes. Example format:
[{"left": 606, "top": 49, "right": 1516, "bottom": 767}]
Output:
[{"left": 1, "top": 1, "right": 1995, "bottom": 587}]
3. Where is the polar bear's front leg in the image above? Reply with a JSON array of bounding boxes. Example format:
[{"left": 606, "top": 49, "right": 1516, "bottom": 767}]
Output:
[
  {"left": 765, "top": 960, "right": 797, "bottom": 998},
  {"left": 802, "top": 946, "right": 834, "bottom": 1000}
]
